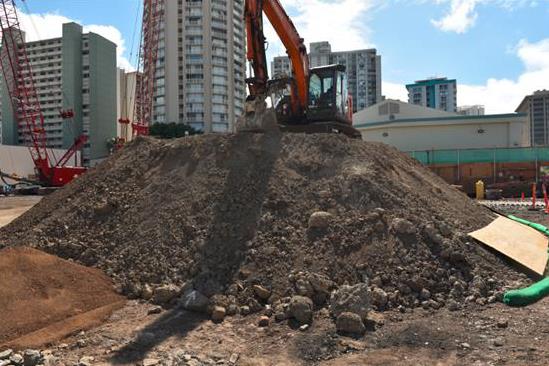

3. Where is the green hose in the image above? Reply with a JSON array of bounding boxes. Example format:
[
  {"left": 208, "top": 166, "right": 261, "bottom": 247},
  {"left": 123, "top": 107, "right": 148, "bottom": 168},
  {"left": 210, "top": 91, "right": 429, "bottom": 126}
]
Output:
[
  {"left": 503, "top": 277, "right": 549, "bottom": 306},
  {"left": 503, "top": 215, "right": 549, "bottom": 306}
]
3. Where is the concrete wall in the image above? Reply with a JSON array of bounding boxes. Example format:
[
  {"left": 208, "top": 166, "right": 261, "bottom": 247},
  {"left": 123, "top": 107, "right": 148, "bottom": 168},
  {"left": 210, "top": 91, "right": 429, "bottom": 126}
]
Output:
[
  {"left": 0, "top": 145, "right": 79, "bottom": 185},
  {"left": 359, "top": 118, "right": 529, "bottom": 151},
  {"left": 87, "top": 33, "right": 117, "bottom": 161},
  {"left": 62, "top": 23, "right": 84, "bottom": 148}
]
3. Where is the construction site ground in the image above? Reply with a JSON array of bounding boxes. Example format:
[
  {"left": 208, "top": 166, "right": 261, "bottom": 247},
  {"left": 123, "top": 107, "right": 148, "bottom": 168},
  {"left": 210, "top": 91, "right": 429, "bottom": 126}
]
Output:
[
  {"left": 1, "top": 195, "right": 548, "bottom": 366},
  {"left": 0, "top": 196, "right": 41, "bottom": 228}
]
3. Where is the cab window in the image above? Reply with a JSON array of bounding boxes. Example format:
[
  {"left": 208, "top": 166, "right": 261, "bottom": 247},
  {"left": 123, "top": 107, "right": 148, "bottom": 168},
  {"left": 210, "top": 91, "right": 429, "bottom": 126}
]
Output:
[{"left": 309, "top": 74, "right": 321, "bottom": 106}]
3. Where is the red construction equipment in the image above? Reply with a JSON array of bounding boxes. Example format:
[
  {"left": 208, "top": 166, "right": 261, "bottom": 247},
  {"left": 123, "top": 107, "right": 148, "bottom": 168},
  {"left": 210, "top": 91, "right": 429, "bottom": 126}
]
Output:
[
  {"left": 0, "top": 0, "right": 86, "bottom": 186},
  {"left": 131, "top": 0, "right": 163, "bottom": 137},
  {"left": 239, "top": 0, "right": 360, "bottom": 138}
]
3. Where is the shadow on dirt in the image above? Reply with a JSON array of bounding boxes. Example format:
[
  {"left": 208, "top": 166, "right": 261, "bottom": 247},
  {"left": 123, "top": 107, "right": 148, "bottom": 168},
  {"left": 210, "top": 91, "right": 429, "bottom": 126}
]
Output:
[{"left": 110, "top": 131, "right": 283, "bottom": 364}]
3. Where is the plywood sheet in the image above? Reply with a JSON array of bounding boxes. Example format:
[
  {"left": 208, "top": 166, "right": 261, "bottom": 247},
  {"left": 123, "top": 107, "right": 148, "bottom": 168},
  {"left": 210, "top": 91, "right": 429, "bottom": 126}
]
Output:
[{"left": 469, "top": 216, "right": 549, "bottom": 275}]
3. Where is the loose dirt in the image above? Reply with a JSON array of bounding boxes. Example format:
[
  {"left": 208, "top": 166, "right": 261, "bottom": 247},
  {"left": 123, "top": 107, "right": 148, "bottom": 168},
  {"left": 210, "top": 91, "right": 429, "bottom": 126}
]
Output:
[
  {"left": 0, "top": 247, "right": 123, "bottom": 349},
  {"left": 0, "top": 133, "right": 526, "bottom": 312}
]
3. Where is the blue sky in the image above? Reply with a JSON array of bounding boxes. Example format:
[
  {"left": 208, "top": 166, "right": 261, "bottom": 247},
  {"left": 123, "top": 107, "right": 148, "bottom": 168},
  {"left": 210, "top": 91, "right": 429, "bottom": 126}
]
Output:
[{"left": 18, "top": 0, "right": 549, "bottom": 113}]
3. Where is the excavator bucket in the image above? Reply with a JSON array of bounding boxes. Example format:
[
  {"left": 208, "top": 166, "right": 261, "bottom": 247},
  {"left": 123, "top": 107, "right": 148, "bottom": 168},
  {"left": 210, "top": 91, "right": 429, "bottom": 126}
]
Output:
[{"left": 236, "top": 97, "right": 280, "bottom": 134}]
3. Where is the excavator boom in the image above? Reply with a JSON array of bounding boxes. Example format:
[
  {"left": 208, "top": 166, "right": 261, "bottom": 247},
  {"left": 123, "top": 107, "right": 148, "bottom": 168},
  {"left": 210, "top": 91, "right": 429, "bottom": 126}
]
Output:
[{"left": 241, "top": 0, "right": 360, "bottom": 138}]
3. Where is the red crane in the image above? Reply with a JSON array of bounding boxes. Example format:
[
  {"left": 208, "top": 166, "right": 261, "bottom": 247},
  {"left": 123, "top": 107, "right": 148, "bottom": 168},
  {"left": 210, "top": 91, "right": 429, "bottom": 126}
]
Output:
[
  {"left": 131, "top": 0, "right": 163, "bottom": 137},
  {"left": 0, "top": 0, "right": 87, "bottom": 187}
]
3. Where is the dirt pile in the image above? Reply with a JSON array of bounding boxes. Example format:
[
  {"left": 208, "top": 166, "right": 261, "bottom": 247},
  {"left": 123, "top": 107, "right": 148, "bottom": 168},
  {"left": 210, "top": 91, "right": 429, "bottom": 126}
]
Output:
[
  {"left": 0, "top": 133, "right": 523, "bottom": 315},
  {"left": 0, "top": 247, "right": 123, "bottom": 348}
]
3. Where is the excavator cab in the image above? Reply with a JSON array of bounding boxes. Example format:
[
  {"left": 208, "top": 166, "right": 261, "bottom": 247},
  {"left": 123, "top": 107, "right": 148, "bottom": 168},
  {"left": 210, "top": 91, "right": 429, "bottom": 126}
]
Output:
[
  {"left": 306, "top": 64, "right": 351, "bottom": 125},
  {"left": 273, "top": 64, "right": 360, "bottom": 137}
]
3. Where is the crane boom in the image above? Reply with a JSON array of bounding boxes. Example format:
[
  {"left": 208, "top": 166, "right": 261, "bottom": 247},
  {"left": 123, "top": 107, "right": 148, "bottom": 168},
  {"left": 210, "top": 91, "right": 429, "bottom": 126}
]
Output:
[
  {"left": 132, "top": 0, "right": 163, "bottom": 137},
  {"left": 0, "top": 0, "right": 86, "bottom": 186}
]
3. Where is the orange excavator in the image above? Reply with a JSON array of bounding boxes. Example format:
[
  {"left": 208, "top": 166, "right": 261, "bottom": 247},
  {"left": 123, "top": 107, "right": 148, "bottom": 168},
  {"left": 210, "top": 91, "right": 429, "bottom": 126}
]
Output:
[{"left": 239, "top": 0, "right": 361, "bottom": 138}]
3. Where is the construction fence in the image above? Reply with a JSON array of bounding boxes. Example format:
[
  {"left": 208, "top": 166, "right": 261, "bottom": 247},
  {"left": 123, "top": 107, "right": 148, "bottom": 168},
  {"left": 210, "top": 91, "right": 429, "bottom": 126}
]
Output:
[{"left": 407, "top": 146, "right": 549, "bottom": 196}]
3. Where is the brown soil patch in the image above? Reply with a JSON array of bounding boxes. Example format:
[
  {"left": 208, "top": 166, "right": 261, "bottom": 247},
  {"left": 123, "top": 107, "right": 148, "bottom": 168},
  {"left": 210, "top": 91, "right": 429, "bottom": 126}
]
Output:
[{"left": 0, "top": 247, "right": 123, "bottom": 348}]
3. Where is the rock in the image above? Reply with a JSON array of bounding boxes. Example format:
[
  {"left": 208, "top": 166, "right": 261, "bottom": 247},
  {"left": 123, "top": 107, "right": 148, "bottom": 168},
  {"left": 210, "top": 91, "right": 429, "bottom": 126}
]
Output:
[
  {"left": 23, "top": 350, "right": 42, "bottom": 366},
  {"left": 493, "top": 337, "right": 505, "bottom": 347},
  {"left": 364, "top": 311, "right": 385, "bottom": 330},
  {"left": 391, "top": 218, "right": 415, "bottom": 235},
  {"left": 370, "top": 287, "right": 388, "bottom": 309},
  {"left": 76, "top": 338, "right": 87, "bottom": 348},
  {"left": 274, "top": 312, "right": 288, "bottom": 322},
  {"left": 136, "top": 332, "right": 156, "bottom": 346},
  {"left": 226, "top": 304, "right": 239, "bottom": 316},
  {"left": 10, "top": 354, "right": 23, "bottom": 365},
  {"left": 240, "top": 305, "right": 251, "bottom": 315},
  {"left": 253, "top": 285, "right": 271, "bottom": 300},
  {"left": 78, "top": 356, "right": 94, "bottom": 366},
  {"left": 330, "top": 283, "right": 370, "bottom": 319},
  {"left": 460, "top": 342, "right": 471, "bottom": 349},
  {"left": 448, "top": 299, "right": 460, "bottom": 311},
  {"left": 420, "top": 288, "right": 431, "bottom": 300},
  {"left": 152, "top": 284, "right": 181, "bottom": 305},
  {"left": 299, "top": 324, "right": 309, "bottom": 331},
  {"left": 141, "top": 284, "right": 154, "bottom": 300},
  {"left": 289, "top": 296, "right": 314, "bottom": 324},
  {"left": 424, "top": 224, "right": 443, "bottom": 245},
  {"left": 0, "top": 360, "right": 10, "bottom": 366},
  {"left": 229, "top": 353, "right": 239, "bottom": 365},
  {"left": 147, "top": 306, "right": 163, "bottom": 315},
  {"left": 143, "top": 359, "right": 160, "bottom": 366},
  {"left": 336, "top": 312, "right": 366, "bottom": 336},
  {"left": 258, "top": 316, "right": 270, "bottom": 327},
  {"left": 497, "top": 319, "right": 508, "bottom": 329},
  {"left": 211, "top": 306, "right": 226, "bottom": 322},
  {"left": 0, "top": 350, "right": 12, "bottom": 360},
  {"left": 179, "top": 289, "right": 209, "bottom": 313},
  {"left": 308, "top": 211, "right": 334, "bottom": 229}
]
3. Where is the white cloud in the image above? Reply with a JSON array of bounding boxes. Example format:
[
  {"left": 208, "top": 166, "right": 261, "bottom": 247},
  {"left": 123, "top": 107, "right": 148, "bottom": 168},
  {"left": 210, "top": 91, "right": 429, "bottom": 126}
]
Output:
[
  {"left": 17, "top": 11, "right": 134, "bottom": 70},
  {"left": 431, "top": 0, "right": 538, "bottom": 34},
  {"left": 265, "top": 0, "right": 376, "bottom": 63},
  {"left": 383, "top": 38, "right": 549, "bottom": 114},
  {"left": 459, "top": 38, "right": 549, "bottom": 113},
  {"left": 431, "top": 0, "right": 481, "bottom": 33},
  {"left": 382, "top": 81, "right": 408, "bottom": 101}
]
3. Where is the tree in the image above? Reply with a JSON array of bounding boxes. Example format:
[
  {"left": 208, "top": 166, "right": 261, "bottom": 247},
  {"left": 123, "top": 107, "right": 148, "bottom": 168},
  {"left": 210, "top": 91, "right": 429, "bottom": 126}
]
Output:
[{"left": 149, "top": 123, "right": 201, "bottom": 139}]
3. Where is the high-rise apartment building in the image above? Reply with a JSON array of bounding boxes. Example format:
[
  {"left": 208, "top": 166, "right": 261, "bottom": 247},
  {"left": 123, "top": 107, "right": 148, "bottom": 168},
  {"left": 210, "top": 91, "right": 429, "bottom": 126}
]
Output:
[
  {"left": 150, "top": 0, "right": 246, "bottom": 133},
  {"left": 406, "top": 77, "right": 457, "bottom": 113},
  {"left": 457, "top": 105, "right": 485, "bottom": 116},
  {"left": 516, "top": 90, "right": 549, "bottom": 146},
  {"left": 271, "top": 41, "right": 382, "bottom": 112},
  {"left": 0, "top": 22, "right": 117, "bottom": 165},
  {"left": 116, "top": 68, "right": 140, "bottom": 141}
]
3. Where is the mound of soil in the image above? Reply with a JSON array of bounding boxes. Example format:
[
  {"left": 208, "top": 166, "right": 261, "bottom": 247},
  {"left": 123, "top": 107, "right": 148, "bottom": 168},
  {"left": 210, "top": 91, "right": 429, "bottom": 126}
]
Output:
[
  {"left": 0, "top": 133, "right": 522, "bottom": 312},
  {"left": 0, "top": 247, "right": 123, "bottom": 347}
]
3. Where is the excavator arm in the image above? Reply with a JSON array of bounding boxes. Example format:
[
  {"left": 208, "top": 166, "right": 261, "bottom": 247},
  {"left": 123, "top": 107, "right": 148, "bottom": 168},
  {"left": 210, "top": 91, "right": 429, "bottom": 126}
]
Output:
[{"left": 245, "top": 0, "right": 309, "bottom": 116}]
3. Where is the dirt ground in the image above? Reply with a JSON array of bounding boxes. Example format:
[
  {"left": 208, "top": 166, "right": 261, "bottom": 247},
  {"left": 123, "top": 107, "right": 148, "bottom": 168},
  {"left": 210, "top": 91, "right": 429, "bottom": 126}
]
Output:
[
  {"left": 29, "top": 296, "right": 549, "bottom": 366},
  {"left": 0, "top": 195, "right": 41, "bottom": 228}
]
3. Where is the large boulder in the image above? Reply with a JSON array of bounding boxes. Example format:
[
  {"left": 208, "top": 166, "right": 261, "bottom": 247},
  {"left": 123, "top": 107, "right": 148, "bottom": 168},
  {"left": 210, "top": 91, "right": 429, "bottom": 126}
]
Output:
[
  {"left": 336, "top": 312, "right": 366, "bottom": 335},
  {"left": 289, "top": 296, "right": 314, "bottom": 324},
  {"left": 178, "top": 289, "right": 209, "bottom": 313},
  {"left": 308, "top": 211, "right": 334, "bottom": 229},
  {"left": 330, "top": 283, "right": 369, "bottom": 320},
  {"left": 391, "top": 218, "right": 415, "bottom": 235},
  {"left": 152, "top": 284, "right": 181, "bottom": 305}
]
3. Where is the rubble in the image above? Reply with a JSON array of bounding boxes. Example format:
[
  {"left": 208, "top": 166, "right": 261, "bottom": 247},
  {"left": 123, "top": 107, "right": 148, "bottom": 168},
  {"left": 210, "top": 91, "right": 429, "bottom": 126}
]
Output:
[{"left": 0, "top": 133, "right": 524, "bottom": 326}]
